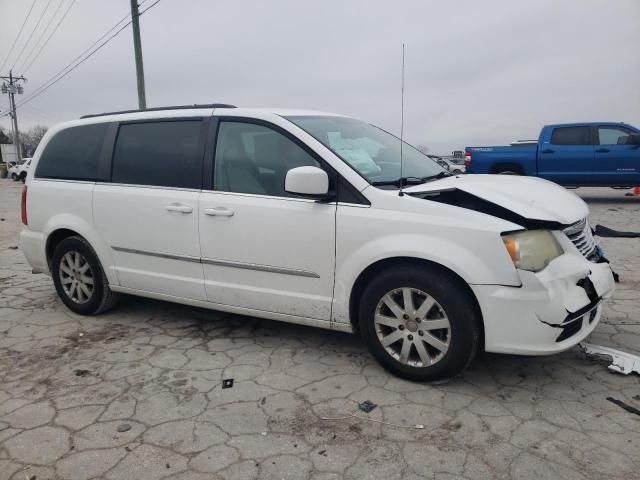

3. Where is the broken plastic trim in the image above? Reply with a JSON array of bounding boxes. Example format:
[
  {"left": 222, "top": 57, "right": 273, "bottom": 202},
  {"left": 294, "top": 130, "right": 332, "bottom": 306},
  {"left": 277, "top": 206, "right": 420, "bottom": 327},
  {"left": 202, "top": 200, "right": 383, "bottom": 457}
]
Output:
[
  {"left": 581, "top": 343, "right": 640, "bottom": 375},
  {"left": 410, "top": 189, "right": 567, "bottom": 230}
]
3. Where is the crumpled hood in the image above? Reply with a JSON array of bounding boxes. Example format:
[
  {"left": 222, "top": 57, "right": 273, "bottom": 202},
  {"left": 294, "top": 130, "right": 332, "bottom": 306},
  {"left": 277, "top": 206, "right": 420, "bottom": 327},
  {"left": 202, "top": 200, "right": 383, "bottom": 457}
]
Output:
[{"left": 404, "top": 174, "right": 588, "bottom": 225}]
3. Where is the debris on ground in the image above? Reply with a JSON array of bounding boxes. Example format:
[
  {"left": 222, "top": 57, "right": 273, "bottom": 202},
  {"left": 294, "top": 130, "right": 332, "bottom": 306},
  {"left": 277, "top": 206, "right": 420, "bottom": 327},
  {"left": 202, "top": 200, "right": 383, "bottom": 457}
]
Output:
[
  {"left": 8, "top": 246, "right": 18, "bottom": 250},
  {"left": 74, "top": 369, "right": 92, "bottom": 377},
  {"left": 116, "top": 423, "right": 132, "bottom": 433},
  {"left": 321, "top": 398, "right": 424, "bottom": 429},
  {"left": 581, "top": 343, "right": 640, "bottom": 375},
  {"left": 607, "top": 397, "right": 640, "bottom": 417},
  {"left": 222, "top": 378, "right": 234, "bottom": 389},
  {"left": 358, "top": 400, "right": 378, "bottom": 413},
  {"left": 595, "top": 225, "right": 640, "bottom": 238}
]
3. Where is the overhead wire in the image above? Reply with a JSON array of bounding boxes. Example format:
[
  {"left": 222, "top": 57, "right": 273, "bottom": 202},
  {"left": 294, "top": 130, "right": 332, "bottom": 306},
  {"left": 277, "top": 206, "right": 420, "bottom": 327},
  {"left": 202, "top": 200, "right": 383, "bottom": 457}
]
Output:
[
  {"left": 14, "top": 0, "right": 155, "bottom": 107},
  {"left": 2, "top": 0, "right": 161, "bottom": 116},
  {"left": 10, "top": 0, "right": 55, "bottom": 71},
  {"left": 16, "top": 0, "right": 68, "bottom": 74},
  {"left": 21, "top": 0, "right": 77, "bottom": 75},
  {"left": 0, "top": 0, "right": 39, "bottom": 73}
]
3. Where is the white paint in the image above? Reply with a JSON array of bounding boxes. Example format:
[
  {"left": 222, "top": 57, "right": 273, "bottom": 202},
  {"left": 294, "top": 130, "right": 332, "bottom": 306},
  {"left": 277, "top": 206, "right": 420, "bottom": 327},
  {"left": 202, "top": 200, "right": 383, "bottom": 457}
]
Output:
[{"left": 20, "top": 107, "right": 616, "bottom": 360}]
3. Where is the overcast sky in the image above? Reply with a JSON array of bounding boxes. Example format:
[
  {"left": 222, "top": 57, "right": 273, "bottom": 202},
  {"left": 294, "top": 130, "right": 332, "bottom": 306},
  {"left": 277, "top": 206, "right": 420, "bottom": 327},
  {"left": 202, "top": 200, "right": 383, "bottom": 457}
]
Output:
[{"left": 1, "top": 0, "right": 639, "bottom": 153}]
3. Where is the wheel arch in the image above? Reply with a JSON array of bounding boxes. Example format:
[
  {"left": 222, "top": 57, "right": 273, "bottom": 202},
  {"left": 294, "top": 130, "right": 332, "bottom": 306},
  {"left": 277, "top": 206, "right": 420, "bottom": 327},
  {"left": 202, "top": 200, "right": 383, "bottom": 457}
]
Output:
[
  {"left": 489, "top": 162, "right": 525, "bottom": 175},
  {"left": 43, "top": 218, "right": 119, "bottom": 286},
  {"left": 347, "top": 256, "right": 485, "bottom": 348}
]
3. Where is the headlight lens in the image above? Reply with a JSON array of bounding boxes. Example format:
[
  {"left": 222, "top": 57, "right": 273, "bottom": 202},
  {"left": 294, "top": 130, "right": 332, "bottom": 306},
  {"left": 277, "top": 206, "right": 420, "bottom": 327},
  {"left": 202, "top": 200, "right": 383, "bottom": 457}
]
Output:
[{"left": 501, "top": 230, "right": 563, "bottom": 272}]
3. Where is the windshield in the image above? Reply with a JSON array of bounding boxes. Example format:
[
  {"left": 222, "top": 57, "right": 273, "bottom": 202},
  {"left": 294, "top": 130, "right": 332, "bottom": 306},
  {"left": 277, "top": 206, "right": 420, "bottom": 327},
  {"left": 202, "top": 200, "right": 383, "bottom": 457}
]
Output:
[{"left": 286, "top": 116, "right": 445, "bottom": 187}]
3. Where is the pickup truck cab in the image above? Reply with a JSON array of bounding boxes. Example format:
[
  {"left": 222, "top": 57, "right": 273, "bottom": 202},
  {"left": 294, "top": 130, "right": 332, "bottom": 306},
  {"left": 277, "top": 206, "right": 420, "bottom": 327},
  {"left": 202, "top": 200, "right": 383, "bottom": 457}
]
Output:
[
  {"left": 20, "top": 105, "right": 615, "bottom": 381},
  {"left": 465, "top": 123, "right": 640, "bottom": 186}
]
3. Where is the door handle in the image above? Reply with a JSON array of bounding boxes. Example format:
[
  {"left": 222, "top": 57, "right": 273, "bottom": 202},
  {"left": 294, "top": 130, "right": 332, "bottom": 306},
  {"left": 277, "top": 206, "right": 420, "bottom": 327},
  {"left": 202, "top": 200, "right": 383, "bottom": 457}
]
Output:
[
  {"left": 204, "top": 207, "right": 234, "bottom": 217},
  {"left": 166, "top": 204, "right": 193, "bottom": 214},
  {"left": 595, "top": 148, "right": 609, "bottom": 153},
  {"left": 542, "top": 149, "right": 555, "bottom": 154}
]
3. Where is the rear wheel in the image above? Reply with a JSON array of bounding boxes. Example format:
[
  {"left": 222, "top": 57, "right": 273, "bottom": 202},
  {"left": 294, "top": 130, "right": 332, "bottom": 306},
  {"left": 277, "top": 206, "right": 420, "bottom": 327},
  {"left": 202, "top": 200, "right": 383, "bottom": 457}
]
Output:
[
  {"left": 51, "top": 236, "right": 119, "bottom": 315},
  {"left": 358, "top": 264, "right": 480, "bottom": 381},
  {"left": 20, "top": 172, "right": 26, "bottom": 183}
]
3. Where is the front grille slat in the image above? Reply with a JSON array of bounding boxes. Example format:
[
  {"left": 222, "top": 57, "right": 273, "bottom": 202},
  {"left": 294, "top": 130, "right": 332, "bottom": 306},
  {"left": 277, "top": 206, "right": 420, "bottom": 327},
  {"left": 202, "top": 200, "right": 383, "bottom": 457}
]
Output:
[{"left": 563, "top": 218, "right": 598, "bottom": 260}]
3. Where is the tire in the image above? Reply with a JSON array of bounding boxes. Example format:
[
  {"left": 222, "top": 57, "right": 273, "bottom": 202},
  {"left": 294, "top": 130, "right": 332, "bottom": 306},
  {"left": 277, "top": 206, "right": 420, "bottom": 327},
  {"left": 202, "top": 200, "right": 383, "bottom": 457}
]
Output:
[
  {"left": 358, "top": 264, "right": 480, "bottom": 382},
  {"left": 11, "top": 173, "right": 18, "bottom": 181},
  {"left": 20, "top": 172, "right": 26, "bottom": 183},
  {"left": 51, "top": 236, "right": 119, "bottom": 315}
]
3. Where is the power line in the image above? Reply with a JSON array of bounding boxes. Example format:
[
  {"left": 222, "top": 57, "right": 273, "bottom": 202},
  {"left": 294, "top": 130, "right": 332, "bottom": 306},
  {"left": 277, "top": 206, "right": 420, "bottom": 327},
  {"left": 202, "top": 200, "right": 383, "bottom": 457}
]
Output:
[
  {"left": 11, "top": 0, "right": 151, "bottom": 109},
  {"left": 21, "top": 0, "right": 77, "bottom": 75},
  {"left": 0, "top": 0, "right": 39, "bottom": 72},
  {"left": 11, "top": 0, "right": 55, "bottom": 70},
  {"left": 16, "top": 0, "right": 67, "bottom": 73},
  {"left": 12, "top": 0, "right": 162, "bottom": 111}
]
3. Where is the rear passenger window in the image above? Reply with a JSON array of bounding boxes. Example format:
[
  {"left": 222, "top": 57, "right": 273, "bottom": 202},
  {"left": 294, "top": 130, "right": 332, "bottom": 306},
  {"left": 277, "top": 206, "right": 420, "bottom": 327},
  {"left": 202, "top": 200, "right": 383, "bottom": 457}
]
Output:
[
  {"left": 550, "top": 127, "right": 591, "bottom": 145},
  {"left": 112, "top": 121, "right": 203, "bottom": 189},
  {"left": 35, "top": 123, "right": 108, "bottom": 180}
]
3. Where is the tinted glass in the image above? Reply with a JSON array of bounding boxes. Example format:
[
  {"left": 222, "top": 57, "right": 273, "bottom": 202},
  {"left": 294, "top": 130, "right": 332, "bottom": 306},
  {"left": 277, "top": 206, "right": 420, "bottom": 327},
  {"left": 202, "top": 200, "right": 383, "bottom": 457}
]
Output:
[
  {"left": 286, "top": 116, "right": 444, "bottom": 186},
  {"left": 214, "top": 121, "right": 320, "bottom": 197},
  {"left": 112, "top": 121, "right": 202, "bottom": 189},
  {"left": 598, "top": 126, "right": 631, "bottom": 145},
  {"left": 35, "top": 123, "right": 108, "bottom": 180},
  {"left": 550, "top": 127, "right": 591, "bottom": 145}
]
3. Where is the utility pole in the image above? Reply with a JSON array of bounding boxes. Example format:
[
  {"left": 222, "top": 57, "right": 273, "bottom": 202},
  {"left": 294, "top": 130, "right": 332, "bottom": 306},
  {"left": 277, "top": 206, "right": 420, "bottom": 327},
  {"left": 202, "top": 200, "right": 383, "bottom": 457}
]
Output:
[
  {"left": 129, "top": 0, "right": 146, "bottom": 109},
  {"left": 1, "top": 71, "right": 26, "bottom": 160}
]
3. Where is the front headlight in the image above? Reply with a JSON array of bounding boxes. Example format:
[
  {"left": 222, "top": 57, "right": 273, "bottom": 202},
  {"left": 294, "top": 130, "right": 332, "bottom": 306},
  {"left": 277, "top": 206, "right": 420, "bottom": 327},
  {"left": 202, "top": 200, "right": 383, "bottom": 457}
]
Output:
[{"left": 501, "top": 230, "right": 563, "bottom": 272}]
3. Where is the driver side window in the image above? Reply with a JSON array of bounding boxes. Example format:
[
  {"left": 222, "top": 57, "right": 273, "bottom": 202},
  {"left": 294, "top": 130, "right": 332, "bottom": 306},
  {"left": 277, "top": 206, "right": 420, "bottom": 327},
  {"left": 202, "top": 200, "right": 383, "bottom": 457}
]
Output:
[{"left": 214, "top": 121, "right": 320, "bottom": 198}]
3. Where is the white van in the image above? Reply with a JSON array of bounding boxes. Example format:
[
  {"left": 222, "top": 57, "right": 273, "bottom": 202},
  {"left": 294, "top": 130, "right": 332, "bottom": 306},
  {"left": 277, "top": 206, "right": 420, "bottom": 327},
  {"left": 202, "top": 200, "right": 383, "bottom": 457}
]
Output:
[{"left": 20, "top": 104, "right": 615, "bottom": 381}]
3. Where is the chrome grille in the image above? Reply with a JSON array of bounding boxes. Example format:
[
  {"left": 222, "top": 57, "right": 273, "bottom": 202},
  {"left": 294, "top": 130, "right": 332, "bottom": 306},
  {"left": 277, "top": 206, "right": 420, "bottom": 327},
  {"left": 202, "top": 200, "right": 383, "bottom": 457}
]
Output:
[{"left": 563, "top": 218, "right": 598, "bottom": 260}]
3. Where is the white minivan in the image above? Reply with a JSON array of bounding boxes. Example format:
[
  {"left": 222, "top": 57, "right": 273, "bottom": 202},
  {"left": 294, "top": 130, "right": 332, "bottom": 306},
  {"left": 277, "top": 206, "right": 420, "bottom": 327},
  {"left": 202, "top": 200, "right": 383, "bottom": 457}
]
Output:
[{"left": 20, "top": 104, "right": 615, "bottom": 381}]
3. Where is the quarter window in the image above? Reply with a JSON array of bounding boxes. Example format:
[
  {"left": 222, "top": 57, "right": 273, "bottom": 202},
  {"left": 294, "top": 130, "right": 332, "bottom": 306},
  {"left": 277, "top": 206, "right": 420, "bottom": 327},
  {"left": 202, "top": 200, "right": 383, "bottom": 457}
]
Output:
[
  {"left": 598, "top": 126, "right": 632, "bottom": 145},
  {"left": 112, "top": 120, "right": 203, "bottom": 189},
  {"left": 214, "top": 121, "right": 320, "bottom": 197},
  {"left": 550, "top": 127, "right": 591, "bottom": 146},
  {"left": 35, "top": 123, "right": 108, "bottom": 180}
]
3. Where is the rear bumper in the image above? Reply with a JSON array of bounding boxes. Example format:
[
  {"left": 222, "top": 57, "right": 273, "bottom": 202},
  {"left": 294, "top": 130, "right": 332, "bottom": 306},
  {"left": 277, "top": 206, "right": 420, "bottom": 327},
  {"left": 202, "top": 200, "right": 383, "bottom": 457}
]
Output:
[
  {"left": 20, "top": 229, "right": 48, "bottom": 274},
  {"left": 472, "top": 253, "right": 615, "bottom": 355}
]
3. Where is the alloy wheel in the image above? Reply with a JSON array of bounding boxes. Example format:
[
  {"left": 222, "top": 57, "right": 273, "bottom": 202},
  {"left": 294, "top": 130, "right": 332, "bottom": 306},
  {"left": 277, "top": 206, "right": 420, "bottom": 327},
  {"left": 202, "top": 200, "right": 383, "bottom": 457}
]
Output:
[
  {"left": 59, "top": 251, "right": 94, "bottom": 304},
  {"left": 374, "top": 287, "right": 451, "bottom": 367}
]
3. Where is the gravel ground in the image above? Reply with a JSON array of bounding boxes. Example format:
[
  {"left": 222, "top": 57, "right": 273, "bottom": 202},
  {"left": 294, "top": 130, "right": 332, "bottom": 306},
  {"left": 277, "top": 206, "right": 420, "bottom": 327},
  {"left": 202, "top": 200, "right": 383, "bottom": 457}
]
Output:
[{"left": 0, "top": 179, "right": 639, "bottom": 480}]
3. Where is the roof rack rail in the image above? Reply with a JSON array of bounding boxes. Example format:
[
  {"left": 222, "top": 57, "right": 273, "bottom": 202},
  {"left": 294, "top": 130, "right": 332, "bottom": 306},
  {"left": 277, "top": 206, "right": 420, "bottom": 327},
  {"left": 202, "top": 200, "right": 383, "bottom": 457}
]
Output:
[{"left": 80, "top": 103, "right": 236, "bottom": 119}]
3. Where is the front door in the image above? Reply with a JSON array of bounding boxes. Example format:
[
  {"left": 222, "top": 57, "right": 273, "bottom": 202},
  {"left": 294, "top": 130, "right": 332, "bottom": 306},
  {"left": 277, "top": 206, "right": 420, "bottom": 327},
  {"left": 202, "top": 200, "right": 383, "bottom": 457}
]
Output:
[
  {"left": 537, "top": 126, "right": 594, "bottom": 185},
  {"left": 94, "top": 119, "right": 207, "bottom": 300},
  {"left": 198, "top": 118, "right": 336, "bottom": 321},
  {"left": 594, "top": 125, "right": 640, "bottom": 185}
]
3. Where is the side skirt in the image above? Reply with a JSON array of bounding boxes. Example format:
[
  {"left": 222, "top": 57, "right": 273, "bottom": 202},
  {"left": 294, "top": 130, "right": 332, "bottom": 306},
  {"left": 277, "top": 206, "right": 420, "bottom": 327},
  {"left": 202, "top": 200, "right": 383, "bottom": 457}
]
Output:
[{"left": 109, "top": 285, "right": 354, "bottom": 333}]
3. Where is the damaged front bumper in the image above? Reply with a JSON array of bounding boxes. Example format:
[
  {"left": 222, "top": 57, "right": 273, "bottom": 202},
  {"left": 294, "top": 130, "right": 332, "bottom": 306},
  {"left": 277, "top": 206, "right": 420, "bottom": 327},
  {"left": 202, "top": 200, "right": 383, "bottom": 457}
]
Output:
[{"left": 471, "top": 253, "right": 616, "bottom": 355}]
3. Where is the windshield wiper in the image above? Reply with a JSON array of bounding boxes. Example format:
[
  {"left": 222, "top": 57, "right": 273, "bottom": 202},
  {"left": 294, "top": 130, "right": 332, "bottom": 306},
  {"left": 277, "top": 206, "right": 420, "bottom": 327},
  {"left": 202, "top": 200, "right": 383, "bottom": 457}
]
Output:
[
  {"left": 372, "top": 172, "right": 451, "bottom": 187},
  {"left": 419, "top": 171, "right": 451, "bottom": 182}
]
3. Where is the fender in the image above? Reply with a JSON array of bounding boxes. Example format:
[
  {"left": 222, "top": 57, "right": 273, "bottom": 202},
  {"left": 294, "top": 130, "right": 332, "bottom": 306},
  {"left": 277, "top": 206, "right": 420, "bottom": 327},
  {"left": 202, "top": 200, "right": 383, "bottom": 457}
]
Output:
[
  {"left": 43, "top": 213, "right": 120, "bottom": 286},
  {"left": 331, "top": 232, "right": 522, "bottom": 325}
]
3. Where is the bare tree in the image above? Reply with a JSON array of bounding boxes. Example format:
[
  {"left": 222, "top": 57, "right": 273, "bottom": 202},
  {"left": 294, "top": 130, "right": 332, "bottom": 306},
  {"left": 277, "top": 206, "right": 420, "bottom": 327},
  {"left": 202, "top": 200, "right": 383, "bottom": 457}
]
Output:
[{"left": 10, "top": 125, "right": 48, "bottom": 157}]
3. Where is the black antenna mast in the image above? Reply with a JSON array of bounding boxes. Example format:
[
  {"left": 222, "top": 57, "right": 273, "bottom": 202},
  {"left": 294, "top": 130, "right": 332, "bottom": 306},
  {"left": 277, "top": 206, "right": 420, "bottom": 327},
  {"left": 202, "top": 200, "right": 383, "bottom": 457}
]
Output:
[{"left": 399, "top": 43, "right": 406, "bottom": 197}]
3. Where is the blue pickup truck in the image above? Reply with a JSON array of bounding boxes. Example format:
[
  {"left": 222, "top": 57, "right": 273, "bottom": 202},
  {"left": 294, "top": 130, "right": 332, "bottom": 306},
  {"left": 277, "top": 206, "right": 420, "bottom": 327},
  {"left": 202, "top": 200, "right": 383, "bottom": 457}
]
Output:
[{"left": 465, "top": 122, "right": 640, "bottom": 186}]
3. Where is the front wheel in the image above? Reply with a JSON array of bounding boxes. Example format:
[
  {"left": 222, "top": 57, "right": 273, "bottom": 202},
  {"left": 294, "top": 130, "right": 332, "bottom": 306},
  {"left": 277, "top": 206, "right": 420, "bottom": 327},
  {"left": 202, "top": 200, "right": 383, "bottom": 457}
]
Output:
[
  {"left": 51, "top": 236, "right": 119, "bottom": 315},
  {"left": 11, "top": 173, "right": 18, "bottom": 181},
  {"left": 358, "top": 264, "right": 481, "bottom": 382}
]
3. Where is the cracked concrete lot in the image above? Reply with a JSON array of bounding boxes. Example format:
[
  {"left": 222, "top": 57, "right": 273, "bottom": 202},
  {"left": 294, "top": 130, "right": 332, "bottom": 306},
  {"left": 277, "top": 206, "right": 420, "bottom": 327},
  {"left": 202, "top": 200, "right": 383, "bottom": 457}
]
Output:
[{"left": 0, "top": 180, "right": 639, "bottom": 480}]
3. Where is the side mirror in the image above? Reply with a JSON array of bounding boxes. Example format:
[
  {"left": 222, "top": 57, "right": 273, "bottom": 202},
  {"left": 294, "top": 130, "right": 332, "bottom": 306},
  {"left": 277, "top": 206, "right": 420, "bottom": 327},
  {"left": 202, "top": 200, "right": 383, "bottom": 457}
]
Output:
[
  {"left": 627, "top": 133, "right": 640, "bottom": 146},
  {"left": 285, "top": 166, "right": 330, "bottom": 198}
]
